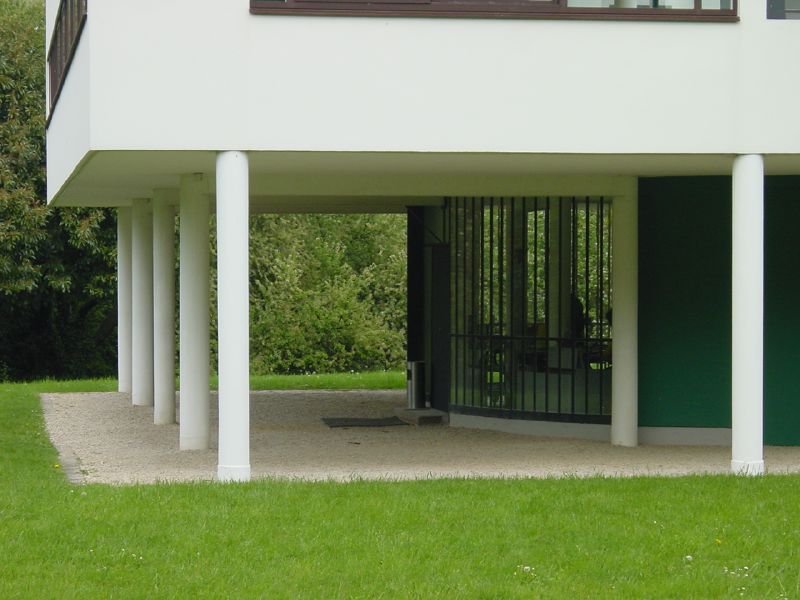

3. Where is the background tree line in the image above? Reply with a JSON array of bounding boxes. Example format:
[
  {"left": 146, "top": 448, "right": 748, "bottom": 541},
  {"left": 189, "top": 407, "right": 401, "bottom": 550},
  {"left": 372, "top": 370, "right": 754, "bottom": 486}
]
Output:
[
  {"left": 212, "top": 213, "right": 406, "bottom": 375},
  {"left": 0, "top": 0, "right": 406, "bottom": 381}
]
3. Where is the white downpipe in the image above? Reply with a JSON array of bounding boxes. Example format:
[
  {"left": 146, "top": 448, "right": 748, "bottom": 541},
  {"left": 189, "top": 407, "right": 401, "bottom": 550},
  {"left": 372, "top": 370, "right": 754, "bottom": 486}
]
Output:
[
  {"left": 731, "top": 155, "right": 765, "bottom": 476},
  {"left": 216, "top": 151, "right": 251, "bottom": 482},
  {"left": 117, "top": 207, "right": 132, "bottom": 394},
  {"left": 611, "top": 181, "right": 638, "bottom": 447},
  {"left": 131, "top": 198, "right": 154, "bottom": 407},
  {"left": 179, "top": 174, "right": 211, "bottom": 450},
  {"left": 152, "top": 190, "right": 176, "bottom": 425}
]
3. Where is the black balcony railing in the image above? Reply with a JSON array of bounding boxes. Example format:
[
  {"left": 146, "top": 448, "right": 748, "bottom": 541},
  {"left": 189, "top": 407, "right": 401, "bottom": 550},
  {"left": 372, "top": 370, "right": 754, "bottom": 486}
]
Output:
[{"left": 47, "top": 0, "right": 87, "bottom": 118}]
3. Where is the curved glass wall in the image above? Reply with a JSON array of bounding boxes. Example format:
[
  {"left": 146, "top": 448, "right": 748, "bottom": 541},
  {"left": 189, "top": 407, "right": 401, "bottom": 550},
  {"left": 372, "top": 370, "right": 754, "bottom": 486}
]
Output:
[{"left": 448, "top": 197, "right": 613, "bottom": 423}]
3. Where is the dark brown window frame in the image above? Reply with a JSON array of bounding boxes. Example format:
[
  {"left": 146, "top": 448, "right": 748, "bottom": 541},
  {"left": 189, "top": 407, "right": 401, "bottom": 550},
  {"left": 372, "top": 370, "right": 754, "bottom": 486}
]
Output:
[
  {"left": 251, "top": 0, "right": 738, "bottom": 21},
  {"left": 47, "top": 0, "right": 88, "bottom": 121}
]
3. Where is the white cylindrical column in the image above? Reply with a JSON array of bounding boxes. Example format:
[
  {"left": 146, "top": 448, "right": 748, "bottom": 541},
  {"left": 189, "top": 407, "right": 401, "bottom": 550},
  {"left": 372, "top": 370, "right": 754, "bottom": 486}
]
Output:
[
  {"left": 131, "top": 198, "right": 154, "bottom": 407},
  {"left": 731, "top": 154, "right": 765, "bottom": 476},
  {"left": 611, "top": 181, "right": 638, "bottom": 447},
  {"left": 117, "top": 207, "right": 132, "bottom": 394},
  {"left": 179, "top": 175, "right": 211, "bottom": 450},
  {"left": 216, "top": 151, "right": 251, "bottom": 482},
  {"left": 153, "top": 190, "right": 176, "bottom": 425}
]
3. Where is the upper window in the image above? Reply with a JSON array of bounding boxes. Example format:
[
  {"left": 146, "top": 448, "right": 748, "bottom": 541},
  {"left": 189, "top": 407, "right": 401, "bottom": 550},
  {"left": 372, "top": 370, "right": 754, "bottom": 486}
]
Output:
[
  {"left": 251, "top": 0, "right": 738, "bottom": 20},
  {"left": 768, "top": 0, "right": 800, "bottom": 18}
]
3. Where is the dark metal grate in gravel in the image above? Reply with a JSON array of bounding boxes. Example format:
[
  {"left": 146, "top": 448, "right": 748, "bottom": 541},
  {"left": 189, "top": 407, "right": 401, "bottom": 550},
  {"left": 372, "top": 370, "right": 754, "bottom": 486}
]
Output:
[{"left": 322, "top": 416, "right": 409, "bottom": 428}]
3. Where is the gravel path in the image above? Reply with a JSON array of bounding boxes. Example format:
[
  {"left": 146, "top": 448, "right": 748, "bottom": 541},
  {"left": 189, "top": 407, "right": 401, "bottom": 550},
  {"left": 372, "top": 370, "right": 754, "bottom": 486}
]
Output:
[{"left": 41, "top": 391, "right": 800, "bottom": 484}]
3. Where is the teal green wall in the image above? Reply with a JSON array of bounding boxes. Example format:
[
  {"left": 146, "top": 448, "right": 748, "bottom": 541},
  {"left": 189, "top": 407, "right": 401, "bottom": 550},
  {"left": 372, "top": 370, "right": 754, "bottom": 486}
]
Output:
[
  {"left": 639, "top": 177, "right": 732, "bottom": 429},
  {"left": 639, "top": 176, "right": 800, "bottom": 444},
  {"left": 764, "top": 177, "right": 800, "bottom": 445}
]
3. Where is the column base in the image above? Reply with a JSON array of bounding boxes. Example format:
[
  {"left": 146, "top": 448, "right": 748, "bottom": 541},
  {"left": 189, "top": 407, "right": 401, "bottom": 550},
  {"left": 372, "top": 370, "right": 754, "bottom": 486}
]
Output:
[
  {"left": 180, "top": 435, "right": 209, "bottom": 451},
  {"left": 611, "top": 440, "right": 638, "bottom": 448},
  {"left": 154, "top": 412, "right": 175, "bottom": 426},
  {"left": 217, "top": 464, "right": 251, "bottom": 482},
  {"left": 132, "top": 396, "right": 153, "bottom": 408},
  {"left": 731, "top": 459, "right": 765, "bottom": 476}
]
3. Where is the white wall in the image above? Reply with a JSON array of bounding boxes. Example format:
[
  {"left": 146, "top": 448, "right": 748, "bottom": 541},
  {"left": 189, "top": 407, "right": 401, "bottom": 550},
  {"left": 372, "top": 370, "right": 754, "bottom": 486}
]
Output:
[
  {"left": 46, "top": 26, "right": 91, "bottom": 202},
  {"left": 45, "top": 0, "right": 59, "bottom": 55},
  {"left": 88, "top": 2, "right": 738, "bottom": 154},
  {"left": 47, "top": 0, "right": 800, "bottom": 198}
]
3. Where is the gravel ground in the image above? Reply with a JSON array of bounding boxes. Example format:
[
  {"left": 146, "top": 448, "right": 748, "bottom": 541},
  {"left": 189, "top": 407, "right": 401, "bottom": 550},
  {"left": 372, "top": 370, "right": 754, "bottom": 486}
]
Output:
[{"left": 41, "top": 390, "right": 800, "bottom": 484}]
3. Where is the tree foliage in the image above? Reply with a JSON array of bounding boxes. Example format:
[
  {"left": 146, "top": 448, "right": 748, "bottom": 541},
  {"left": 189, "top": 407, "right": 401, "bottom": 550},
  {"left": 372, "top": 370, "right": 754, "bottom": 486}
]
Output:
[
  {"left": 0, "top": 0, "right": 407, "bottom": 380},
  {"left": 211, "top": 214, "right": 407, "bottom": 375},
  {"left": 0, "top": 0, "right": 48, "bottom": 293},
  {"left": 0, "top": 0, "right": 117, "bottom": 380}
]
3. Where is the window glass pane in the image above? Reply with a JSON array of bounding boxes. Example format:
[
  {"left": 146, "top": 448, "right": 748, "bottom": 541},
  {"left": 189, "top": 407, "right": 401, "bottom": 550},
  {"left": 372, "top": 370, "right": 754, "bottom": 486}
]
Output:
[
  {"left": 701, "top": 0, "right": 733, "bottom": 8},
  {"left": 566, "top": 0, "right": 614, "bottom": 7},
  {"left": 568, "top": 0, "right": 731, "bottom": 8},
  {"left": 650, "top": 0, "right": 694, "bottom": 7}
]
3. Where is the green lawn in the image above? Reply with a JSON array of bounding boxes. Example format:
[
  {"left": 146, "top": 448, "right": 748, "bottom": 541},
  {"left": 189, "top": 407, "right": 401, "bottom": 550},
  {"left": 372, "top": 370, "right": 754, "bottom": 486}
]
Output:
[
  {"left": 243, "top": 370, "right": 405, "bottom": 391},
  {"left": 1, "top": 379, "right": 799, "bottom": 598}
]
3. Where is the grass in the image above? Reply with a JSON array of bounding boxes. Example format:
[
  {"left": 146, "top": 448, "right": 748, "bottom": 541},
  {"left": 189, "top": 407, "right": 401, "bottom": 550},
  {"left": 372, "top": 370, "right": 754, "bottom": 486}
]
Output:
[
  {"left": 173, "top": 370, "right": 405, "bottom": 391},
  {"left": 2, "top": 378, "right": 800, "bottom": 598},
  {"left": 243, "top": 370, "right": 405, "bottom": 391}
]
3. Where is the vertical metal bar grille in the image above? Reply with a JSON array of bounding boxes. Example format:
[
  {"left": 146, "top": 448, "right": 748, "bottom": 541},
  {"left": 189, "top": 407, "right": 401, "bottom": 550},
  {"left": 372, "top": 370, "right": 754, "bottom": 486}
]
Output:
[
  {"left": 544, "top": 197, "right": 551, "bottom": 414},
  {"left": 449, "top": 196, "right": 612, "bottom": 423}
]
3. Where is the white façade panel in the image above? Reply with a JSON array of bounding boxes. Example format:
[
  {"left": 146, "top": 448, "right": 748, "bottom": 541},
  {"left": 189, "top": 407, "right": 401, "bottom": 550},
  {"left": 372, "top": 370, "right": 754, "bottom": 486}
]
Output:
[
  {"left": 46, "top": 24, "right": 91, "bottom": 204},
  {"left": 734, "top": 1, "right": 800, "bottom": 154},
  {"left": 74, "top": 0, "right": 800, "bottom": 156},
  {"left": 45, "top": 0, "right": 60, "bottom": 54}
]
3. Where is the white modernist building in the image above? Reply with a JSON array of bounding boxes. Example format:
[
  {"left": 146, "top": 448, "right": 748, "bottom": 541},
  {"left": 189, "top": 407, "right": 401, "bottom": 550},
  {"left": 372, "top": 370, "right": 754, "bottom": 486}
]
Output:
[{"left": 46, "top": 0, "right": 800, "bottom": 480}]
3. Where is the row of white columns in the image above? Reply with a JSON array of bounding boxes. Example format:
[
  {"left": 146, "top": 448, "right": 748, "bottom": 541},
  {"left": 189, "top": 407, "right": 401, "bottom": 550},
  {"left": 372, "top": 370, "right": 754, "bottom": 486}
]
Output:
[
  {"left": 731, "top": 155, "right": 765, "bottom": 475},
  {"left": 114, "top": 152, "right": 765, "bottom": 477},
  {"left": 116, "top": 152, "right": 251, "bottom": 482},
  {"left": 609, "top": 158, "right": 765, "bottom": 476},
  {"left": 179, "top": 174, "right": 210, "bottom": 451},
  {"left": 611, "top": 180, "right": 638, "bottom": 449}
]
